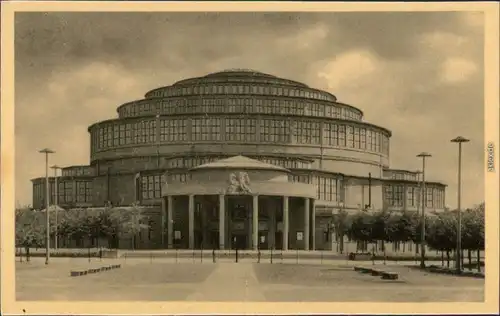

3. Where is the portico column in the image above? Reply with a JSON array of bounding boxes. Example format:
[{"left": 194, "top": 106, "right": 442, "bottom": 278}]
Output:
[
  {"left": 311, "top": 199, "right": 316, "bottom": 251},
  {"left": 219, "top": 194, "right": 225, "bottom": 250},
  {"left": 283, "top": 196, "right": 289, "bottom": 251},
  {"left": 252, "top": 195, "right": 259, "bottom": 250},
  {"left": 188, "top": 194, "right": 195, "bottom": 249},
  {"left": 161, "top": 197, "right": 166, "bottom": 248},
  {"left": 269, "top": 200, "right": 276, "bottom": 249},
  {"left": 304, "top": 198, "right": 310, "bottom": 251},
  {"left": 167, "top": 195, "right": 173, "bottom": 249}
]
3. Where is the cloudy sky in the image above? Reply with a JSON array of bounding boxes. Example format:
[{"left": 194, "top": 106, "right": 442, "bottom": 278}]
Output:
[{"left": 14, "top": 11, "right": 484, "bottom": 208}]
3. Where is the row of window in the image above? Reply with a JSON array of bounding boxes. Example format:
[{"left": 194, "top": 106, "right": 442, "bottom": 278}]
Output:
[
  {"left": 92, "top": 118, "right": 390, "bottom": 156},
  {"left": 323, "top": 123, "right": 390, "bottom": 155},
  {"left": 140, "top": 173, "right": 191, "bottom": 199},
  {"left": 289, "top": 174, "right": 343, "bottom": 202},
  {"left": 313, "top": 176, "right": 342, "bottom": 202},
  {"left": 138, "top": 171, "right": 343, "bottom": 202},
  {"left": 34, "top": 174, "right": 444, "bottom": 208},
  {"left": 61, "top": 167, "right": 94, "bottom": 177},
  {"left": 384, "top": 171, "right": 418, "bottom": 181},
  {"left": 288, "top": 174, "right": 342, "bottom": 201},
  {"left": 102, "top": 155, "right": 314, "bottom": 174},
  {"left": 144, "top": 84, "right": 336, "bottom": 103},
  {"left": 118, "top": 97, "right": 361, "bottom": 121},
  {"left": 157, "top": 156, "right": 313, "bottom": 170},
  {"left": 32, "top": 180, "right": 93, "bottom": 206},
  {"left": 384, "top": 185, "right": 445, "bottom": 209},
  {"left": 93, "top": 121, "right": 157, "bottom": 148}
]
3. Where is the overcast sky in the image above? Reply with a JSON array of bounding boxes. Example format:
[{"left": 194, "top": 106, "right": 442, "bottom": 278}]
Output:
[{"left": 14, "top": 11, "right": 484, "bottom": 209}]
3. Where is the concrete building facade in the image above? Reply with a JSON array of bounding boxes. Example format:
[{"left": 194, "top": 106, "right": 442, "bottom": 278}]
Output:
[{"left": 31, "top": 69, "right": 447, "bottom": 250}]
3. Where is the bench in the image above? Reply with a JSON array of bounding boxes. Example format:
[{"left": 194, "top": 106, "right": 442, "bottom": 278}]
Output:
[
  {"left": 381, "top": 272, "right": 399, "bottom": 280},
  {"left": 70, "top": 264, "right": 121, "bottom": 277},
  {"left": 348, "top": 253, "right": 373, "bottom": 261},
  {"left": 371, "top": 269, "right": 383, "bottom": 276},
  {"left": 354, "top": 266, "right": 372, "bottom": 274},
  {"left": 70, "top": 270, "right": 87, "bottom": 277}
]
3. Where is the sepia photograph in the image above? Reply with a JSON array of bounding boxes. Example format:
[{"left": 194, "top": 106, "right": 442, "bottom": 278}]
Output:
[{"left": 1, "top": 1, "right": 499, "bottom": 315}]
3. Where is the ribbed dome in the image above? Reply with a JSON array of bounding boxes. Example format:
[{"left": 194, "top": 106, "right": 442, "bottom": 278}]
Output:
[
  {"left": 172, "top": 69, "right": 309, "bottom": 88},
  {"left": 205, "top": 68, "right": 276, "bottom": 77}
]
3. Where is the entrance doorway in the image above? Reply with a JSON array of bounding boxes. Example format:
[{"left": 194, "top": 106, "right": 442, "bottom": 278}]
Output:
[
  {"left": 228, "top": 195, "right": 252, "bottom": 250},
  {"left": 258, "top": 232, "right": 269, "bottom": 249},
  {"left": 232, "top": 233, "right": 248, "bottom": 250}
]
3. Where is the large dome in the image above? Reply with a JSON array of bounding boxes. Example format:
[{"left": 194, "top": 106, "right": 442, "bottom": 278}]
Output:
[
  {"left": 170, "top": 69, "right": 310, "bottom": 89},
  {"left": 114, "top": 70, "right": 369, "bottom": 121},
  {"left": 142, "top": 69, "right": 337, "bottom": 102},
  {"left": 89, "top": 69, "right": 392, "bottom": 179}
]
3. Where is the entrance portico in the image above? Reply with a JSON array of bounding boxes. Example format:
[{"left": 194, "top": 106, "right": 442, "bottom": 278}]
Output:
[{"left": 160, "top": 156, "right": 316, "bottom": 251}]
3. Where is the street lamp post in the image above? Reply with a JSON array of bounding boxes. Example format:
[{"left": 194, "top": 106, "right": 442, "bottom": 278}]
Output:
[
  {"left": 415, "top": 170, "right": 422, "bottom": 257},
  {"left": 39, "top": 148, "right": 55, "bottom": 265},
  {"left": 417, "top": 152, "right": 432, "bottom": 268},
  {"left": 451, "top": 136, "right": 470, "bottom": 273},
  {"left": 50, "top": 165, "right": 62, "bottom": 249}
]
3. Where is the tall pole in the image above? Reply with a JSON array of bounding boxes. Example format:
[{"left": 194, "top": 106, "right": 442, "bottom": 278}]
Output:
[
  {"left": 39, "top": 148, "right": 55, "bottom": 265},
  {"left": 417, "top": 152, "right": 431, "bottom": 268},
  {"left": 451, "top": 136, "right": 470, "bottom": 273},
  {"left": 415, "top": 170, "right": 421, "bottom": 256},
  {"left": 51, "top": 165, "right": 61, "bottom": 249},
  {"left": 457, "top": 143, "right": 462, "bottom": 271}
]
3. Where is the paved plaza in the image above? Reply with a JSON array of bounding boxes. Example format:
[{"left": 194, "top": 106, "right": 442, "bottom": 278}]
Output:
[{"left": 16, "top": 257, "right": 484, "bottom": 302}]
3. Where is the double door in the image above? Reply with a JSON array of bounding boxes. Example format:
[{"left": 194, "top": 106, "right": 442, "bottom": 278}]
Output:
[{"left": 231, "top": 233, "right": 248, "bottom": 250}]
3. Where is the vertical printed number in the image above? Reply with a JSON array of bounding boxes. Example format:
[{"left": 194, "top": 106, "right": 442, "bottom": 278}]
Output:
[{"left": 487, "top": 142, "right": 495, "bottom": 172}]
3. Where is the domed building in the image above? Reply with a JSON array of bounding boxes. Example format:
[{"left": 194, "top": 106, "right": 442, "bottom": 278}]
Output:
[{"left": 31, "top": 69, "right": 447, "bottom": 251}]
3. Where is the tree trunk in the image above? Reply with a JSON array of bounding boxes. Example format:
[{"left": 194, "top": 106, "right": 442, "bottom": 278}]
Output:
[
  {"left": 467, "top": 250, "right": 472, "bottom": 271},
  {"left": 383, "top": 241, "right": 387, "bottom": 265},
  {"left": 26, "top": 247, "right": 31, "bottom": 262},
  {"left": 441, "top": 251, "right": 444, "bottom": 266},
  {"left": 461, "top": 250, "right": 465, "bottom": 269},
  {"left": 477, "top": 249, "right": 481, "bottom": 272},
  {"left": 446, "top": 250, "right": 450, "bottom": 268},
  {"left": 339, "top": 231, "right": 344, "bottom": 254},
  {"left": 403, "top": 242, "right": 406, "bottom": 253},
  {"left": 371, "top": 244, "right": 375, "bottom": 265}
]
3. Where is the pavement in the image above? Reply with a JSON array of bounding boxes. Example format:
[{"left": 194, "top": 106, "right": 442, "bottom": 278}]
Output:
[{"left": 15, "top": 257, "right": 484, "bottom": 302}]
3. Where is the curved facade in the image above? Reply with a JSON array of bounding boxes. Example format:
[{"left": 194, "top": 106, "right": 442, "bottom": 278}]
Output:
[{"left": 32, "top": 69, "right": 446, "bottom": 250}]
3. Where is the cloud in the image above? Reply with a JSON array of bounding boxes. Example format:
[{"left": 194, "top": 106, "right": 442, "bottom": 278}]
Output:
[
  {"left": 440, "top": 57, "right": 478, "bottom": 84},
  {"left": 278, "top": 22, "right": 329, "bottom": 50},
  {"left": 14, "top": 11, "right": 485, "bottom": 209},
  {"left": 317, "top": 50, "right": 381, "bottom": 91}
]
